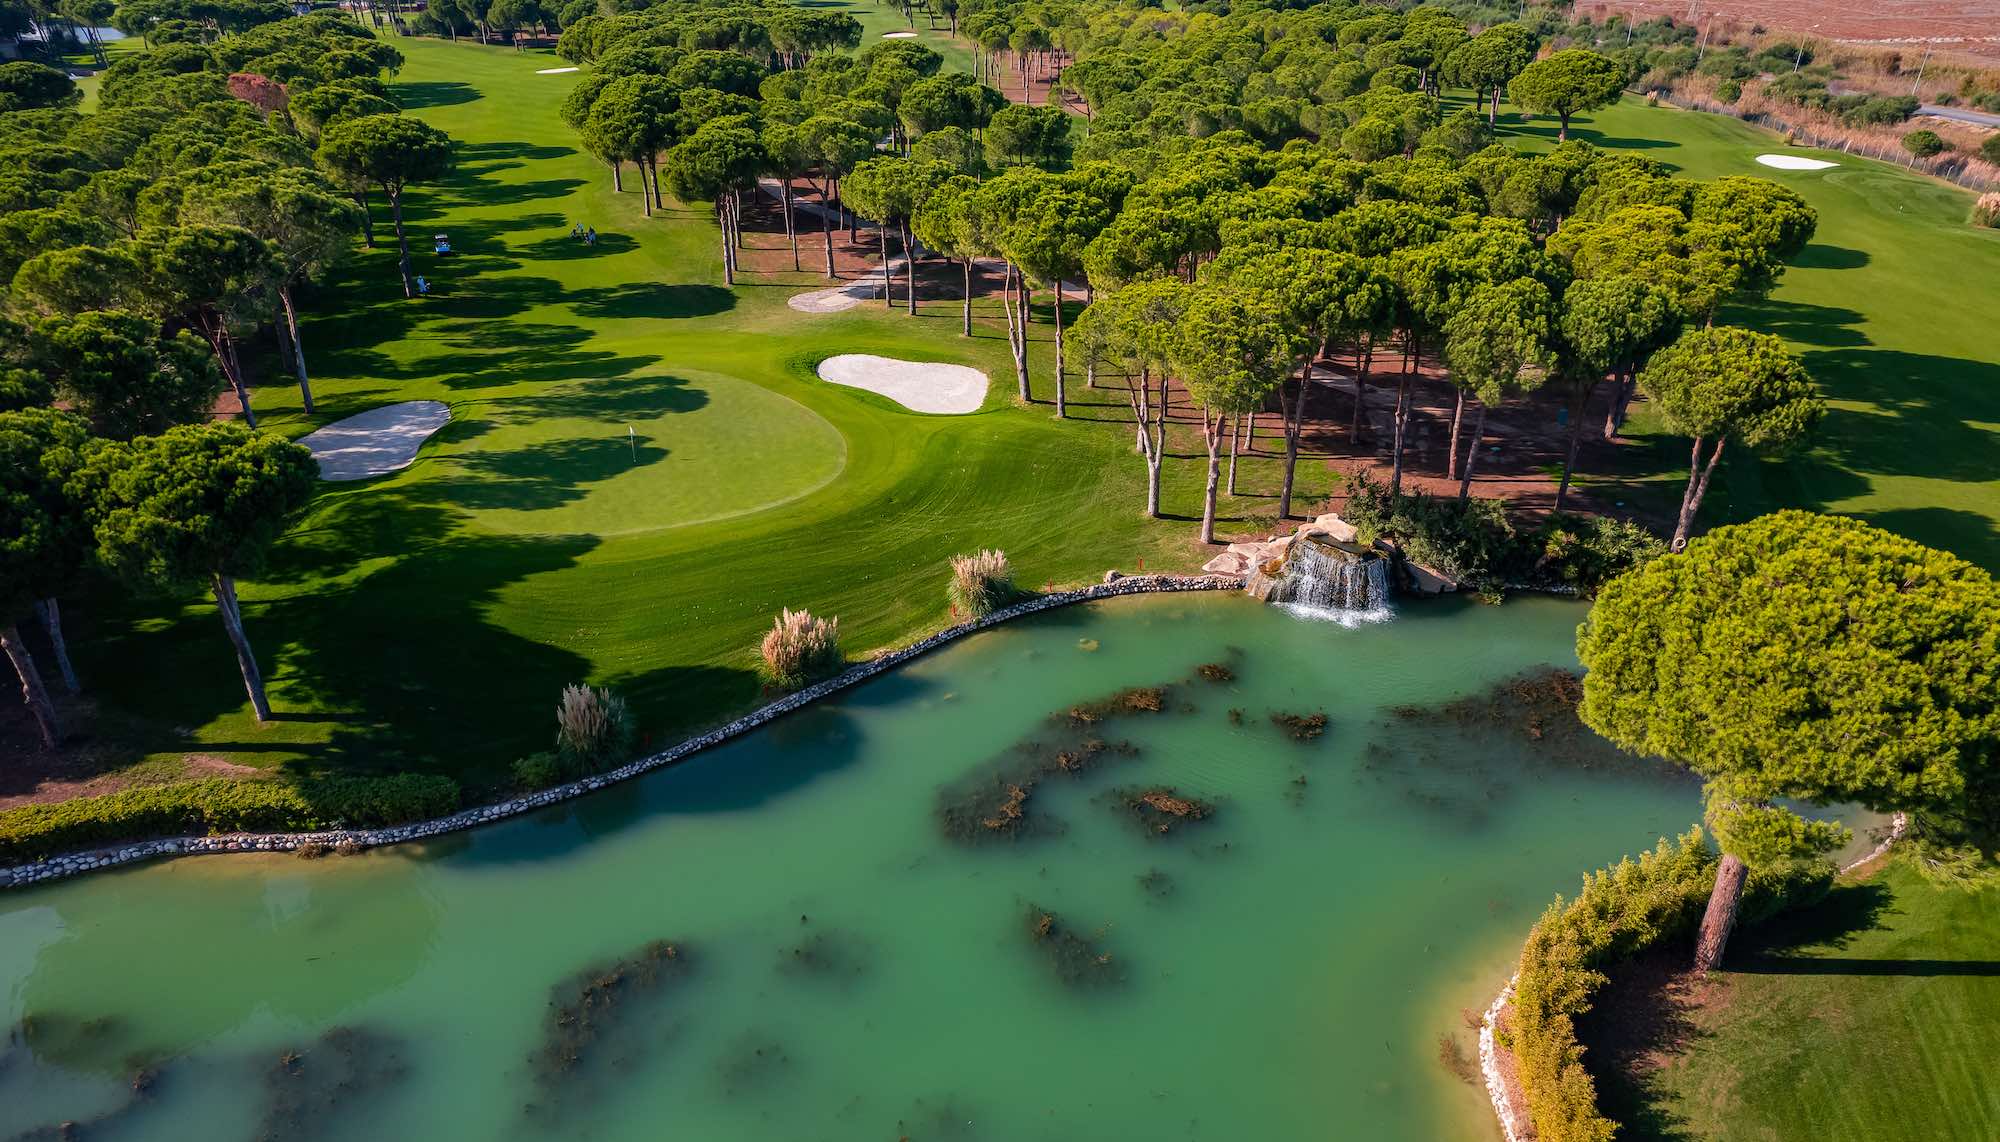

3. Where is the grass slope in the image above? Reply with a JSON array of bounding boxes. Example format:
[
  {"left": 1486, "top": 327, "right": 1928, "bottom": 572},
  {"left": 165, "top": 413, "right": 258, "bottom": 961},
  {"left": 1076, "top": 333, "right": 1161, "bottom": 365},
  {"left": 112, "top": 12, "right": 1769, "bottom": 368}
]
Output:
[
  {"left": 1622, "top": 863, "right": 2000, "bottom": 1141},
  {"left": 1502, "top": 97, "right": 2000, "bottom": 569},
  {"left": 57, "top": 38, "right": 1262, "bottom": 794}
]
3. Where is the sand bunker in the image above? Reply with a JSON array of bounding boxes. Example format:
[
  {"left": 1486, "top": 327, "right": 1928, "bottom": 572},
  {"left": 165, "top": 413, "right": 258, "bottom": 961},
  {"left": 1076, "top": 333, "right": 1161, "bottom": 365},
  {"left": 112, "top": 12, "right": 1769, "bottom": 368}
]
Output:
[
  {"left": 817, "top": 354, "right": 987, "bottom": 414},
  {"left": 299, "top": 400, "right": 451, "bottom": 481},
  {"left": 536, "top": 66, "right": 580, "bottom": 74},
  {"left": 1755, "top": 153, "right": 1837, "bottom": 171},
  {"left": 881, "top": 30, "right": 918, "bottom": 38}
]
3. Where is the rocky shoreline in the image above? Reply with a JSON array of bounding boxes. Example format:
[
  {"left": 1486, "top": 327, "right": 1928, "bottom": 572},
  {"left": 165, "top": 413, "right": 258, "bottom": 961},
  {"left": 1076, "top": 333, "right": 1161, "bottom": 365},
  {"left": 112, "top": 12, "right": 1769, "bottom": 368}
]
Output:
[{"left": 2, "top": 574, "right": 1243, "bottom": 890}]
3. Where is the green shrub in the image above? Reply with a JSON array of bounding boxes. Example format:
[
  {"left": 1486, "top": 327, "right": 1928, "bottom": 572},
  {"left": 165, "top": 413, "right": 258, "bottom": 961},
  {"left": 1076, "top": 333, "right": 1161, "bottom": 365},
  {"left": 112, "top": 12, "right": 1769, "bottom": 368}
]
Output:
[
  {"left": 1340, "top": 471, "right": 1514, "bottom": 589},
  {"left": 1343, "top": 475, "right": 1666, "bottom": 597},
  {"left": 757, "top": 607, "right": 842, "bottom": 690},
  {"left": 1510, "top": 829, "right": 1833, "bottom": 1141},
  {"left": 554, "top": 683, "right": 633, "bottom": 770},
  {"left": 947, "top": 548, "right": 1016, "bottom": 618},
  {"left": 0, "top": 774, "right": 461, "bottom": 863},
  {"left": 1510, "top": 513, "right": 1667, "bottom": 595},
  {"left": 1901, "top": 128, "right": 1946, "bottom": 158},
  {"left": 1713, "top": 78, "right": 1742, "bottom": 104},
  {"left": 510, "top": 751, "right": 567, "bottom": 791}
]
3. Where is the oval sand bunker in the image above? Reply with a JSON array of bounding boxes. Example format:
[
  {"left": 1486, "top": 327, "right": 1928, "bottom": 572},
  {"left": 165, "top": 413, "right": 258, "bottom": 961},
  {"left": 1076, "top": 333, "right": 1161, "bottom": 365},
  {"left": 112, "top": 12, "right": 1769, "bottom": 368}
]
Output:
[
  {"left": 536, "top": 66, "right": 580, "bottom": 74},
  {"left": 299, "top": 400, "right": 451, "bottom": 481},
  {"left": 882, "top": 30, "right": 918, "bottom": 38},
  {"left": 1756, "top": 153, "right": 1837, "bottom": 171},
  {"left": 817, "top": 354, "right": 988, "bottom": 414}
]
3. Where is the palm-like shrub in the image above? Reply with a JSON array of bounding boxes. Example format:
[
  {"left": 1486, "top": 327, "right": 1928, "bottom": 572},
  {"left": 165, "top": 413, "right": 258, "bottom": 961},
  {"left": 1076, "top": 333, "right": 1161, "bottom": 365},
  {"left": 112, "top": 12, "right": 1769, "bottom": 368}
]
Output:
[
  {"left": 759, "top": 608, "right": 842, "bottom": 690},
  {"left": 947, "top": 549, "right": 1015, "bottom": 617},
  {"left": 555, "top": 683, "right": 633, "bottom": 769}
]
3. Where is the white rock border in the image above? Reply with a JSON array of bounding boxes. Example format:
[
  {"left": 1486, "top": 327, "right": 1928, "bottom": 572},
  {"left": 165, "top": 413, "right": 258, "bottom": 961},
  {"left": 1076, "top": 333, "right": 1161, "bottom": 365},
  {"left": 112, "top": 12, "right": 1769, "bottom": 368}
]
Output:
[
  {"left": 2, "top": 574, "right": 1242, "bottom": 889},
  {"left": 1478, "top": 812, "right": 1908, "bottom": 1140}
]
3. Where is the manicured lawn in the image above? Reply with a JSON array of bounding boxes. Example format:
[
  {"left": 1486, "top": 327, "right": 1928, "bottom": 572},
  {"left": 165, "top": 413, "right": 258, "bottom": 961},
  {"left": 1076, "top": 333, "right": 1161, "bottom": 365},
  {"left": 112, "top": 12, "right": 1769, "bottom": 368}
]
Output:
[
  {"left": 57, "top": 38, "right": 1250, "bottom": 794},
  {"left": 1613, "top": 863, "right": 2000, "bottom": 1141},
  {"left": 43, "top": 39, "right": 2000, "bottom": 803},
  {"left": 1503, "top": 97, "right": 2000, "bottom": 569}
]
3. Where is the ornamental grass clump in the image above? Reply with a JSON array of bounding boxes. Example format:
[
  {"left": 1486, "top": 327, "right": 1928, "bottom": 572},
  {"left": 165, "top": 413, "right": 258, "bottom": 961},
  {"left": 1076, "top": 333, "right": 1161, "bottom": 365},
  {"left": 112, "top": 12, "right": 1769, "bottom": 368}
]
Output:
[
  {"left": 758, "top": 608, "right": 842, "bottom": 690},
  {"left": 1974, "top": 193, "right": 2000, "bottom": 229},
  {"left": 555, "top": 683, "right": 632, "bottom": 771},
  {"left": 946, "top": 549, "right": 1014, "bottom": 618}
]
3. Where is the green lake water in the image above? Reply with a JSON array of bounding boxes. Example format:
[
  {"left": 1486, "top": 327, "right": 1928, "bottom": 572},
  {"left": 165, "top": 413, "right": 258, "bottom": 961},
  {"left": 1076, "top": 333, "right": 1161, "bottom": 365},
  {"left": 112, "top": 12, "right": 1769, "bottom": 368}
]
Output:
[{"left": 1, "top": 593, "right": 1718, "bottom": 1141}]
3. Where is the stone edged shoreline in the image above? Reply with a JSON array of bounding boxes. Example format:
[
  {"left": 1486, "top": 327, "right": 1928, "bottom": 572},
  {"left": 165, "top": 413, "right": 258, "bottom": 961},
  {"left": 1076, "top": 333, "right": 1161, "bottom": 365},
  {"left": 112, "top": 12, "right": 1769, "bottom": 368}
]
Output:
[{"left": 2, "top": 574, "right": 1243, "bottom": 890}]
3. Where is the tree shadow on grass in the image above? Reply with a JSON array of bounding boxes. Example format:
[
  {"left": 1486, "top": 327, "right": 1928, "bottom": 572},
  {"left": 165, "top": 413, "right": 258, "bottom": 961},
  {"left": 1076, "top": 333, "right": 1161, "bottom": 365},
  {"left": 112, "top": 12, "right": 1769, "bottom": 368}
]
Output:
[
  {"left": 568, "top": 282, "right": 736, "bottom": 320},
  {"left": 395, "top": 80, "right": 479, "bottom": 108},
  {"left": 414, "top": 435, "right": 672, "bottom": 513},
  {"left": 1793, "top": 243, "right": 1870, "bottom": 271},
  {"left": 1853, "top": 507, "right": 2000, "bottom": 571},
  {"left": 516, "top": 231, "right": 641, "bottom": 260},
  {"left": 257, "top": 500, "right": 605, "bottom": 788},
  {"left": 453, "top": 140, "right": 577, "bottom": 163},
  {"left": 1501, "top": 116, "right": 1685, "bottom": 154}
]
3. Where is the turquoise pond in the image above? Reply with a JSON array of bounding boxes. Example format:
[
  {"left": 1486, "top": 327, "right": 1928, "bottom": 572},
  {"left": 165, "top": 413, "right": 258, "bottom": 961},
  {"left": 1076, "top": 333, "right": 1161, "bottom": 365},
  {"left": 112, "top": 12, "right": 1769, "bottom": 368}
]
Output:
[{"left": 2, "top": 592, "right": 1754, "bottom": 1141}]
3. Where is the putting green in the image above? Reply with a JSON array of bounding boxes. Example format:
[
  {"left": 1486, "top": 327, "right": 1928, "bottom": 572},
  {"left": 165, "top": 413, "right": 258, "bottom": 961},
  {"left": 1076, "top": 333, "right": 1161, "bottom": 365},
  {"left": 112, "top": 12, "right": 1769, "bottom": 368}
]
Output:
[{"left": 426, "top": 371, "right": 844, "bottom": 536}]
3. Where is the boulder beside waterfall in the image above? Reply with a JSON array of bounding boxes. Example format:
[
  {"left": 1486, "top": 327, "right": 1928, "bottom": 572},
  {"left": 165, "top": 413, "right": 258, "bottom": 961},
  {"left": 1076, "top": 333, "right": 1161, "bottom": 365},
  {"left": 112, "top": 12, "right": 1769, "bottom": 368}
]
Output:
[{"left": 1204, "top": 513, "right": 1460, "bottom": 601}]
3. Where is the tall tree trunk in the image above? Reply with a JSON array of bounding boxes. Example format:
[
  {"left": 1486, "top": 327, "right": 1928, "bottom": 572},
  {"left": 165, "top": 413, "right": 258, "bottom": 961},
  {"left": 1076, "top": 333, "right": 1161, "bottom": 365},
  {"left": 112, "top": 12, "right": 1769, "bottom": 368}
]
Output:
[
  {"left": 1278, "top": 357, "right": 1308, "bottom": 518},
  {"left": 1148, "top": 368, "right": 1167, "bottom": 518},
  {"left": 1672, "top": 436, "right": 1727, "bottom": 551},
  {"left": 879, "top": 221, "right": 893, "bottom": 308},
  {"left": 961, "top": 258, "right": 973, "bottom": 336},
  {"left": 1227, "top": 412, "right": 1241, "bottom": 494},
  {"left": 389, "top": 186, "right": 414, "bottom": 298},
  {"left": 39, "top": 598, "right": 79, "bottom": 694},
  {"left": 1391, "top": 333, "right": 1417, "bottom": 496},
  {"left": 1349, "top": 334, "right": 1371, "bottom": 441},
  {"left": 902, "top": 219, "right": 916, "bottom": 315},
  {"left": 1052, "top": 282, "right": 1066, "bottom": 418},
  {"left": 1693, "top": 852, "right": 1748, "bottom": 971},
  {"left": 206, "top": 326, "right": 256, "bottom": 427},
  {"left": 612, "top": 160, "right": 623, "bottom": 193},
  {"left": 1558, "top": 111, "right": 1570, "bottom": 141},
  {"left": 728, "top": 200, "right": 744, "bottom": 284},
  {"left": 784, "top": 178, "right": 799, "bottom": 271},
  {"left": 1129, "top": 366, "right": 1161, "bottom": 518},
  {"left": 638, "top": 164, "right": 654, "bottom": 217},
  {"left": 1, "top": 624, "right": 58, "bottom": 749},
  {"left": 1456, "top": 401, "right": 1489, "bottom": 500},
  {"left": 1446, "top": 387, "right": 1467, "bottom": 480},
  {"left": 1555, "top": 381, "right": 1595, "bottom": 513},
  {"left": 651, "top": 158, "right": 664, "bottom": 210},
  {"left": 353, "top": 191, "right": 375, "bottom": 247},
  {"left": 1200, "top": 406, "right": 1222, "bottom": 544},
  {"left": 1606, "top": 370, "right": 1638, "bottom": 439},
  {"left": 278, "top": 285, "right": 315, "bottom": 414},
  {"left": 1001, "top": 266, "right": 1030, "bottom": 401},
  {"left": 212, "top": 573, "right": 272, "bottom": 722},
  {"left": 822, "top": 189, "right": 836, "bottom": 278}
]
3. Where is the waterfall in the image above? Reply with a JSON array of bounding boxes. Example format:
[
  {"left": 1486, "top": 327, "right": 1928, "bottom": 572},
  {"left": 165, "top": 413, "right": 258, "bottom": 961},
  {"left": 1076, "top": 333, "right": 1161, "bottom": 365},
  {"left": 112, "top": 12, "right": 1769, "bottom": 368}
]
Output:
[{"left": 1259, "top": 534, "right": 1393, "bottom": 625}]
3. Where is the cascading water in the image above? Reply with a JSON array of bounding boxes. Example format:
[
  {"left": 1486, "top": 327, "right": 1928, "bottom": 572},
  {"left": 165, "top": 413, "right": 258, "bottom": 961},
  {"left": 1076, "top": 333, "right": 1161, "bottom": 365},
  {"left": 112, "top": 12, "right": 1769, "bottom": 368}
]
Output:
[{"left": 1256, "top": 534, "right": 1394, "bottom": 625}]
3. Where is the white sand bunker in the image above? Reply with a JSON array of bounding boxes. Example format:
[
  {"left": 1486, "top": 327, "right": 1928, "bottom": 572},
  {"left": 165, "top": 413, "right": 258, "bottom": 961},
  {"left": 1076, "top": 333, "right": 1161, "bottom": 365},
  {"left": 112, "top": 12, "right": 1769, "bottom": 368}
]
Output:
[
  {"left": 817, "top": 354, "right": 987, "bottom": 414},
  {"left": 882, "top": 30, "right": 918, "bottom": 38},
  {"left": 299, "top": 400, "right": 451, "bottom": 481},
  {"left": 1756, "top": 153, "right": 1837, "bottom": 170},
  {"left": 536, "top": 66, "right": 580, "bottom": 74}
]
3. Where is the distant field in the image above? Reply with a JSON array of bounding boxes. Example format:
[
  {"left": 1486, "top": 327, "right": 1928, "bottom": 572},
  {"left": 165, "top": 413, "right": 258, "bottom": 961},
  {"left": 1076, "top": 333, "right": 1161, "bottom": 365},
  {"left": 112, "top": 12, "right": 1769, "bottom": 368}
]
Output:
[{"left": 1596, "top": 0, "right": 2000, "bottom": 65}]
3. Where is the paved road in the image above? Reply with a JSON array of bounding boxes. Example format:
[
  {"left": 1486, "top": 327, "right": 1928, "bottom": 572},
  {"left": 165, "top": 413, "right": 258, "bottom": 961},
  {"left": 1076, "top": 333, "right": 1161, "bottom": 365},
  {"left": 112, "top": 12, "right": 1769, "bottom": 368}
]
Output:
[{"left": 1920, "top": 103, "right": 2000, "bottom": 129}]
